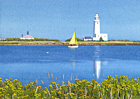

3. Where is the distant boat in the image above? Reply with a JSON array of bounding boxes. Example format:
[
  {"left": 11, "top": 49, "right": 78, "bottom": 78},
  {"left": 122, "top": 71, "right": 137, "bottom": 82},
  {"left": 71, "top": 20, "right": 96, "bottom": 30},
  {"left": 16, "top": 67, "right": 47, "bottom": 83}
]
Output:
[{"left": 68, "top": 30, "right": 78, "bottom": 49}]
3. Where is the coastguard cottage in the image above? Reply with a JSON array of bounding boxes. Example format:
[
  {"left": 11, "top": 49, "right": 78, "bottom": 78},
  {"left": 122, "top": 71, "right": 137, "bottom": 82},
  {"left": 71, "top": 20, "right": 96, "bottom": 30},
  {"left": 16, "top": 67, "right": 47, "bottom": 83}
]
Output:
[{"left": 83, "top": 36, "right": 93, "bottom": 41}]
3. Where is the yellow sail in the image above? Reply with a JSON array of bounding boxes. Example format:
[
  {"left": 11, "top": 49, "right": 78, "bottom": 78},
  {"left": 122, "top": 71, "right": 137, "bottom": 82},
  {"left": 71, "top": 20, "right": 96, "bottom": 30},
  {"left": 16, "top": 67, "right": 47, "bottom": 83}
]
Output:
[
  {"left": 76, "top": 39, "right": 78, "bottom": 45},
  {"left": 69, "top": 31, "right": 77, "bottom": 45}
]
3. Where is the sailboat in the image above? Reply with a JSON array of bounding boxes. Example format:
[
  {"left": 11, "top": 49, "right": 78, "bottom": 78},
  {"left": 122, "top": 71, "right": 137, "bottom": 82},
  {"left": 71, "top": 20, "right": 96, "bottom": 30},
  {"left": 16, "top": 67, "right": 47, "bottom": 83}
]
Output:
[{"left": 68, "top": 30, "right": 78, "bottom": 48}]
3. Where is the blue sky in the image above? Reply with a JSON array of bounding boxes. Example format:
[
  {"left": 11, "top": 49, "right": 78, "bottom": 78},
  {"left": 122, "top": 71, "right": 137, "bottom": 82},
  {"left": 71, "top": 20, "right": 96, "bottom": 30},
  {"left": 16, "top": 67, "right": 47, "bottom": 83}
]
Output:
[{"left": 0, "top": 0, "right": 140, "bottom": 41}]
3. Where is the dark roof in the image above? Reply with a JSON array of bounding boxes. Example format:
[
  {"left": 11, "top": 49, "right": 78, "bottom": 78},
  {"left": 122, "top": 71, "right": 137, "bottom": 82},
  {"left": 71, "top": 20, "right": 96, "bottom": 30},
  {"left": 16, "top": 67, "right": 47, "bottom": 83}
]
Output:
[{"left": 84, "top": 36, "right": 92, "bottom": 39}]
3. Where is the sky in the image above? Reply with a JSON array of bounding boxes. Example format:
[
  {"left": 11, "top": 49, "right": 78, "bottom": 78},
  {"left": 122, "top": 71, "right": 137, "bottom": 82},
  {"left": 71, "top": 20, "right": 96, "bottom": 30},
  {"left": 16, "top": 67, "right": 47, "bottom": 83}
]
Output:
[{"left": 0, "top": 0, "right": 140, "bottom": 41}]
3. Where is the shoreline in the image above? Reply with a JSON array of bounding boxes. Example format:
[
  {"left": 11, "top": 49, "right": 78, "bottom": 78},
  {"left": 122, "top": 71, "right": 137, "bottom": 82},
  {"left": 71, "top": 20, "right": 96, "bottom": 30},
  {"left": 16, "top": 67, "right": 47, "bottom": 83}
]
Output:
[
  {"left": 1, "top": 43, "right": 140, "bottom": 46},
  {"left": 0, "top": 41, "right": 140, "bottom": 46}
]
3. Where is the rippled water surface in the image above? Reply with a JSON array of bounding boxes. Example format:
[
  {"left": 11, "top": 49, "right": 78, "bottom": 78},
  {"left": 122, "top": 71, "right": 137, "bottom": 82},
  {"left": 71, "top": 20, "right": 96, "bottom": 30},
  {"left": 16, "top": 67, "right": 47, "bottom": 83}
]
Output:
[{"left": 0, "top": 45, "right": 140, "bottom": 87}]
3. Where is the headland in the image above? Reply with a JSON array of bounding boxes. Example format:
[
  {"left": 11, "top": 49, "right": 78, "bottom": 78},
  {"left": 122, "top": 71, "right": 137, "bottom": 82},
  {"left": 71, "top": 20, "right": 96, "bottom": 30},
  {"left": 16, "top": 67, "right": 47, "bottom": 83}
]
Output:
[{"left": 0, "top": 41, "right": 140, "bottom": 46}]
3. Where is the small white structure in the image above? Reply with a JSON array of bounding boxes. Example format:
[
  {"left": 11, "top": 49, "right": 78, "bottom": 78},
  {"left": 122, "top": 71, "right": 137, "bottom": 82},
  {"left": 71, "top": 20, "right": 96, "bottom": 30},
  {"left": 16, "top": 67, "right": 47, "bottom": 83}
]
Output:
[
  {"left": 93, "top": 14, "right": 108, "bottom": 41},
  {"left": 20, "top": 31, "right": 34, "bottom": 39},
  {"left": 83, "top": 36, "right": 92, "bottom": 41},
  {"left": 0, "top": 38, "right": 6, "bottom": 40}
]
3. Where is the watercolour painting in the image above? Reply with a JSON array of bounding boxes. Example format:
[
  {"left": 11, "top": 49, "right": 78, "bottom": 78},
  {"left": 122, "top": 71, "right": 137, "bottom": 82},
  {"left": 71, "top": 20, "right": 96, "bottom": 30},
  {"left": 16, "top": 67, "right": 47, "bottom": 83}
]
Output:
[{"left": 0, "top": 0, "right": 140, "bottom": 98}]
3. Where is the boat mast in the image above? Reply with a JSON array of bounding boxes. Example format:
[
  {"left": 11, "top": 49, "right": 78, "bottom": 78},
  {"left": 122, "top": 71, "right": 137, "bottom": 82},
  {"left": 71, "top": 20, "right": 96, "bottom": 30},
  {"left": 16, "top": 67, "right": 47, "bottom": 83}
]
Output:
[{"left": 74, "top": 29, "right": 76, "bottom": 40}]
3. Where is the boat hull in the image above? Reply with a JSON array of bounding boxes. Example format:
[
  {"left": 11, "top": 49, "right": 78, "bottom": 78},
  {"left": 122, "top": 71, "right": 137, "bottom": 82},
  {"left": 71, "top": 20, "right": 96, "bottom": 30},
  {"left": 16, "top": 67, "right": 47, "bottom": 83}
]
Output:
[{"left": 68, "top": 45, "right": 78, "bottom": 49}]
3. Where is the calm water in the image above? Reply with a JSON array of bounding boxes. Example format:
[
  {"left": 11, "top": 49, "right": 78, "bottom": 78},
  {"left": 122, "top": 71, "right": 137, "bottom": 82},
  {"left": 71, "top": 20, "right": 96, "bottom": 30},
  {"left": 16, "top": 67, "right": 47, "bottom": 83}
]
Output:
[{"left": 0, "top": 45, "right": 140, "bottom": 88}]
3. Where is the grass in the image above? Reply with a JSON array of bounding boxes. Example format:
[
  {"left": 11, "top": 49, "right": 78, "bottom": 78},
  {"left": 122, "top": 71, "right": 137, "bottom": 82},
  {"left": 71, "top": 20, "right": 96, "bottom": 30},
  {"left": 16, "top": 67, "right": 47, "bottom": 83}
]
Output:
[
  {"left": 78, "top": 41, "right": 136, "bottom": 45},
  {"left": 0, "top": 41, "right": 62, "bottom": 45},
  {"left": 0, "top": 41, "right": 140, "bottom": 45},
  {"left": 64, "top": 41, "right": 140, "bottom": 45},
  {"left": 0, "top": 74, "right": 140, "bottom": 99}
]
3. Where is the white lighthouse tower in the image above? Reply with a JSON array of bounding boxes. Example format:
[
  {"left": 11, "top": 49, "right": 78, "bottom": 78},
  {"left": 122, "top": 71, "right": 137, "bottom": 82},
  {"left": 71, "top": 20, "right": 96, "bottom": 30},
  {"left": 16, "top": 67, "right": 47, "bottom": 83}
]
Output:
[
  {"left": 94, "top": 14, "right": 100, "bottom": 37},
  {"left": 93, "top": 14, "right": 108, "bottom": 41}
]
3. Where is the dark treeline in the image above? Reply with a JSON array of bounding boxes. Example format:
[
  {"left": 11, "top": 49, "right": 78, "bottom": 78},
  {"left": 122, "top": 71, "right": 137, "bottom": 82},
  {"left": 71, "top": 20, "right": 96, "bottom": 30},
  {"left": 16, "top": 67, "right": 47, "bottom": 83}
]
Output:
[
  {"left": 1, "top": 38, "right": 60, "bottom": 42},
  {"left": 108, "top": 39, "right": 130, "bottom": 41},
  {"left": 65, "top": 38, "right": 83, "bottom": 42}
]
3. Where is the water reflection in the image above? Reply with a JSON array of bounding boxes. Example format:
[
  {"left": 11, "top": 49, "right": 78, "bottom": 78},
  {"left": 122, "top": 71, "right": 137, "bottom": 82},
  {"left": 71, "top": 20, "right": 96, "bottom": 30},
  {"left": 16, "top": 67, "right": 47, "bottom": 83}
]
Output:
[
  {"left": 94, "top": 46, "right": 100, "bottom": 59},
  {"left": 71, "top": 61, "right": 76, "bottom": 70},
  {"left": 94, "top": 61, "right": 101, "bottom": 79}
]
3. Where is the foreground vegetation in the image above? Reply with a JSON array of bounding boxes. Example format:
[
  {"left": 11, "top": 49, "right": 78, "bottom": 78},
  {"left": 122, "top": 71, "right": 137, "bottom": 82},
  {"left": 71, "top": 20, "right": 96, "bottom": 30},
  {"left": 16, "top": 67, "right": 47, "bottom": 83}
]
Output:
[{"left": 0, "top": 75, "right": 140, "bottom": 99}]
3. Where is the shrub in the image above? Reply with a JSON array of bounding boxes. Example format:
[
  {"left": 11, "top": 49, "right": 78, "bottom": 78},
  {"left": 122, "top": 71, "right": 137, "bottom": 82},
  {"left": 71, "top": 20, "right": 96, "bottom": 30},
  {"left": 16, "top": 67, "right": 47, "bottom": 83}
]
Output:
[
  {"left": 65, "top": 38, "right": 83, "bottom": 42},
  {"left": 99, "top": 37, "right": 104, "bottom": 42},
  {"left": 0, "top": 75, "right": 140, "bottom": 98}
]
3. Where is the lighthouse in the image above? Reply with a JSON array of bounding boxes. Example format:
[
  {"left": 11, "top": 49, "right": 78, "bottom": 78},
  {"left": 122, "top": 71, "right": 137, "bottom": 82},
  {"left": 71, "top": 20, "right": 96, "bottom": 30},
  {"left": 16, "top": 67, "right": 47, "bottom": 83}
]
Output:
[
  {"left": 93, "top": 14, "right": 108, "bottom": 41},
  {"left": 94, "top": 14, "right": 100, "bottom": 37}
]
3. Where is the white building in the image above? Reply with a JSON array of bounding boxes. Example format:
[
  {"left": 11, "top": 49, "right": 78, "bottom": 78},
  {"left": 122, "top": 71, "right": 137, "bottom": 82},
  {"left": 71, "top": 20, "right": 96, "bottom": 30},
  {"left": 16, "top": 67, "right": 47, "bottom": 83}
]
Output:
[
  {"left": 83, "top": 36, "right": 92, "bottom": 41},
  {"left": 20, "top": 31, "right": 34, "bottom": 39},
  {"left": 93, "top": 14, "right": 108, "bottom": 41}
]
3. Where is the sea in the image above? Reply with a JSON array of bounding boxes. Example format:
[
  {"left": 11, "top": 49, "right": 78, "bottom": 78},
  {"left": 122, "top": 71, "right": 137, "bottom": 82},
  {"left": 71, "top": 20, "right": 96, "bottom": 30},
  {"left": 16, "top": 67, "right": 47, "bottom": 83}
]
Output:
[{"left": 0, "top": 45, "right": 140, "bottom": 88}]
